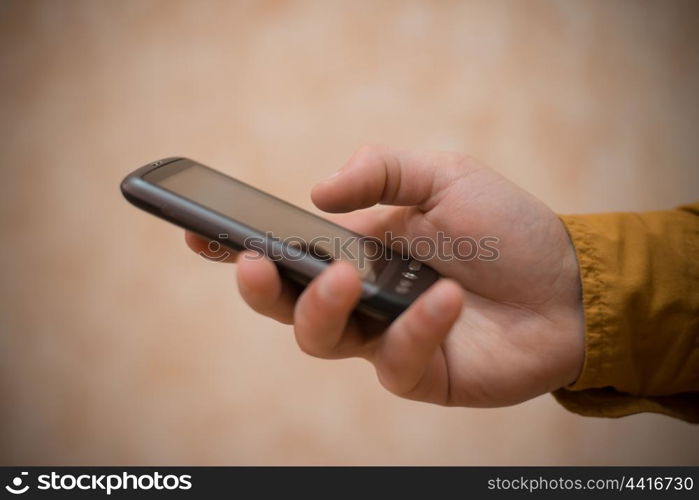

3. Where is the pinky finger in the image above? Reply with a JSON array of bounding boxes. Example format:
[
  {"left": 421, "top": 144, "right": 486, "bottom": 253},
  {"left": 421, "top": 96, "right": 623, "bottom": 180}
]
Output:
[{"left": 373, "top": 279, "right": 464, "bottom": 403}]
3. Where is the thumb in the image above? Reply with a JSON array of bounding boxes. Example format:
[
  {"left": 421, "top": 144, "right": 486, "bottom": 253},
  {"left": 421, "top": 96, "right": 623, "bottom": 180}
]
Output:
[{"left": 311, "top": 144, "right": 467, "bottom": 213}]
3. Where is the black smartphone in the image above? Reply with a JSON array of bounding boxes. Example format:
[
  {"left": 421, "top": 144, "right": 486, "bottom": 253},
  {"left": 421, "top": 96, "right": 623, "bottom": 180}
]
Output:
[{"left": 121, "top": 157, "right": 440, "bottom": 321}]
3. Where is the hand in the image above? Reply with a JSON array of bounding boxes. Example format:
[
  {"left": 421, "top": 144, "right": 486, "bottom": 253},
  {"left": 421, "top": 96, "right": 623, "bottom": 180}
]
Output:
[{"left": 185, "top": 145, "right": 585, "bottom": 407}]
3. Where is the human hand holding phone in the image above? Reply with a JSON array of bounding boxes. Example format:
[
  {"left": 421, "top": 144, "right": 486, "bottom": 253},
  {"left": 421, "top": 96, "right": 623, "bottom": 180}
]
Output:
[{"left": 186, "top": 145, "right": 586, "bottom": 407}]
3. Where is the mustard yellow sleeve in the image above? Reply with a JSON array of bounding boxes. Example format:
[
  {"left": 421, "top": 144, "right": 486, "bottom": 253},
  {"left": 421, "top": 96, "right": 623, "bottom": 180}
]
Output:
[{"left": 552, "top": 202, "right": 699, "bottom": 423}]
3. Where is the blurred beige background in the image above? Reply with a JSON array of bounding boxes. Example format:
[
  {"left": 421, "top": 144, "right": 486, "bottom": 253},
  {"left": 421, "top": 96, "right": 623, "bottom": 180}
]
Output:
[{"left": 1, "top": 0, "right": 698, "bottom": 465}]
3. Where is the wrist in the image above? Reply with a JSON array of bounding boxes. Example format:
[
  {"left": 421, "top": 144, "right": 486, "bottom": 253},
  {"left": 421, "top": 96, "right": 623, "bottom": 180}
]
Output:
[{"left": 557, "top": 217, "right": 587, "bottom": 387}]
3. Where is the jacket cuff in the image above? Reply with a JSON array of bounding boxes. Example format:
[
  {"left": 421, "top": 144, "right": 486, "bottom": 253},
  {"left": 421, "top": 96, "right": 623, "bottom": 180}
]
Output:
[
  {"left": 551, "top": 213, "right": 699, "bottom": 423},
  {"left": 557, "top": 215, "right": 612, "bottom": 392}
]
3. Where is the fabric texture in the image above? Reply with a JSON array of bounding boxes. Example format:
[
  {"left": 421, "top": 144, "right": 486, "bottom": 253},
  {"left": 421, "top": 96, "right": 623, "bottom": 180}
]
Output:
[{"left": 552, "top": 203, "right": 699, "bottom": 423}]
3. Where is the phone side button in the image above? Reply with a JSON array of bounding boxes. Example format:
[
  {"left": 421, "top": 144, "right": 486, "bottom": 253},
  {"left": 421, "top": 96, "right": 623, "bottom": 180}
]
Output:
[
  {"left": 395, "top": 285, "right": 411, "bottom": 294},
  {"left": 408, "top": 260, "right": 422, "bottom": 271}
]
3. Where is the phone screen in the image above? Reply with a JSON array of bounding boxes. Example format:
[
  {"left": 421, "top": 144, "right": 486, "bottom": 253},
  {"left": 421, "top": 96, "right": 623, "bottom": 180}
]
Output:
[{"left": 147, "top": 163, "right": 389, "bottom": 282}]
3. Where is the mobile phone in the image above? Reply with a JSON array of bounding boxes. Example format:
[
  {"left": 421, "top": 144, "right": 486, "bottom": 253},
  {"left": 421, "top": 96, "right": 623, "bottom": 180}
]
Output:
[{"left": 121, "top": 157, "right": 440, "bottom": 321}]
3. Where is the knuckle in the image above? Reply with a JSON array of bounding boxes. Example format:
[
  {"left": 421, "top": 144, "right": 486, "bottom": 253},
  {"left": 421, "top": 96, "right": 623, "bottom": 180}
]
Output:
[
  {"left": 375, "top": 365, "right": 417, "bottom": 399},
  {"left": 293, "top": 320, "right": 330, "bottom": 359},
  {"left": 454, "top": 152, "right": 483, "bottom": 175},
  {"left": 295, "top": 335, "right": 329, "bottom": 359},
  {"left": 240, "top": 287, "right": 278, "bottom": 316},
  {"left": 248, "top": 300, "right": 274, "bottom": 317},
  {"left": 352, "top": 143, "right": 386, "bottom": 163},
  {"left": 442, "top": 151, "right": 471, "bottom": 173},
  {"left": 273, "top": 314, "right": 295, "bottom": 325}
]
